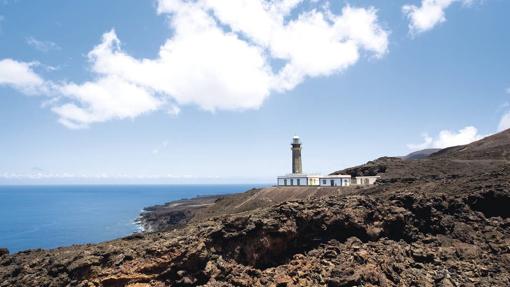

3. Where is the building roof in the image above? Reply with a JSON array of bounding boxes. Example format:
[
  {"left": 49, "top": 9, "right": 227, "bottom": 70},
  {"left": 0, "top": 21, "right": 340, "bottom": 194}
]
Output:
[
  {"left": 278, "top": 173, "right": 321, "bottom": 178},
  {"left": 319, "top": 175, "right": 351, "bottom": 178},
  {"left": 278, "top": 174, "right": 352, "bottom": 179}
]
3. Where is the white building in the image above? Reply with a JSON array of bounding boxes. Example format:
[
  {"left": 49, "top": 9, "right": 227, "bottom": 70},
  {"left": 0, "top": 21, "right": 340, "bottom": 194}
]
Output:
[
  {"left": 319, "top": 175, "right": 351, "bottom": 187},
  {"left": 353, "top": 176, "right": 380, "bottom": 185},
  {"left": 277, "top": 174, "right": 320, "bottom": 186}
]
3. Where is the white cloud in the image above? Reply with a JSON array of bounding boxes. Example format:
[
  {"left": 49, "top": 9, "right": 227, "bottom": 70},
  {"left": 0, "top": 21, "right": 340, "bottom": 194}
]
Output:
[
  {"left": 26, "top": 36, "right": 61, "bottom": 52},
  {"left": 53, "top": 76, "right": 162, "bottom": 129},
  {"left": 402, "top": 0, "right": 473, "bottom": 34},
  {"left": 0, "top": 58, "right": 45, "bottom": 93},
  {"left": 498, "top": 88, "right": 510, "bottom": 132},
  {"left": 88, "top": 28, "right": 273, "bottom": 112},
  {"left": 408, "top": 126, "right": 485, "bottom": 150},
  {"left": 498, "top": 113, "right": 510, "bottom": 132},
  {"left": 1, "top": 0, "right": 389, "bottom": 128},
  {"left": 159, "top": 1, "right": 389, "bottom": 91},
  {"left": 167, "top": 105, "right": 180, "bottom": 117}
]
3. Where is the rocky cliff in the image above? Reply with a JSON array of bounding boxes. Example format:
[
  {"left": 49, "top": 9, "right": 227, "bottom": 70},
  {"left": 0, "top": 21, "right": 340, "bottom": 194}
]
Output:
[{"left": 1, "top": 130, "right": 510, "bottom": 286}]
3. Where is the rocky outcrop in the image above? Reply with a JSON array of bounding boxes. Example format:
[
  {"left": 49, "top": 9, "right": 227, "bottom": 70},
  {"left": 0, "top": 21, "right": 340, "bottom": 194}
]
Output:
[
  {"left": 138, "top": 195, "right": 223, "bottom": 232},
  {"left": 330, "top": 156, "right": 395, "bottom": 177},
  {"left": 0, "top": 248, "right": 8, "bottom": 257}
]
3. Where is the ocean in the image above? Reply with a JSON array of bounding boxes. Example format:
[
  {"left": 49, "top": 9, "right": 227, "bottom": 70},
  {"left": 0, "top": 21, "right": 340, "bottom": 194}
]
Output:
[{"left": 0, "top": 184, "right": 261, "bottom": 253}]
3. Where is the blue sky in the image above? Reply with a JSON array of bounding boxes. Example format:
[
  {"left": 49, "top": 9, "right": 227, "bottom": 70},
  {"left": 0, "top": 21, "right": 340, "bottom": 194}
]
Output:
[{"left": 0, "top": 0, "right": 509, "bottom": 184}]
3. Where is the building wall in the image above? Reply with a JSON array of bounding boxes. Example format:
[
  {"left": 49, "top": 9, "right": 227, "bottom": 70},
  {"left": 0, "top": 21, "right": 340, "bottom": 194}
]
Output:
[
  {"left": 278, "top": 176, "right": 359, "bottom": 187},
  {"left": 278, "top": 176, "right": 320, "bottom": 186},
  {"left": 353, "top": 176, "right": 379, "bottom": 185},
  {"left": 278, "top": 177, "right": 310, "bottom": 186},
  {"left": 307, "top": 177, "right": 319, "bottom": 186},
  {"left": 319, "top": 178, "right": 350, "bottom": 187}
]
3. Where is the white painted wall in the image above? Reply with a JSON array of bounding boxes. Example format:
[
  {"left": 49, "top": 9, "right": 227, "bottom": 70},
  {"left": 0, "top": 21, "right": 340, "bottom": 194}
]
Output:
[
  {"left": 319, "top": 177, "right": 351, "bottom": 187},
  {"left": 354, "top": 176, "right": 379, "bottom": 185},
  {"left": 277, "top": 176, "right": 320, "bottom": 186}
]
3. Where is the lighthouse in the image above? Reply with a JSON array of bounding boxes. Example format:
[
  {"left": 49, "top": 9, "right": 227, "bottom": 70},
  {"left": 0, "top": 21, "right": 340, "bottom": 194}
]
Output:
[
  {"left": 277, "top": 136, "right": 378, "bottom": 187},
  {"left": 277, "top": 135, "right": 319, "bottom": 186},
  {"left": 291, "top": 136, "right": 302, "bottom": 174}
]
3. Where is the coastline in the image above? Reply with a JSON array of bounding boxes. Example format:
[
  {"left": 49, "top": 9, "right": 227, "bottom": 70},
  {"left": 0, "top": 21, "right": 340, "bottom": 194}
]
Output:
[{"left": 135, "top": 194, "right": 229, "bottom": 232}]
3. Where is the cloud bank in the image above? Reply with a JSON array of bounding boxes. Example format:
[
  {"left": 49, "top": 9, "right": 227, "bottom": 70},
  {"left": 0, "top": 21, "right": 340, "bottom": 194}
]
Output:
[
  {"left": 403, "top": 0, "right": 473, "bottom": 34},
  {"left": 0, "top": 0, "right": 389, "bottom": 128},
  {"left": 407, "top": 126, "right": 485, "bottom": 150}
]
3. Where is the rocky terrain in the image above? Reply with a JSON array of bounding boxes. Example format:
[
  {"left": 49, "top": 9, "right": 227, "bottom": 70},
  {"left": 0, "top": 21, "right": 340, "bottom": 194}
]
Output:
[
  {"left": 1, "top": 130, "right": 510, "bottom": 286},
  {"left": 139, "top": 186, "right": 366, "bottom": 232}
]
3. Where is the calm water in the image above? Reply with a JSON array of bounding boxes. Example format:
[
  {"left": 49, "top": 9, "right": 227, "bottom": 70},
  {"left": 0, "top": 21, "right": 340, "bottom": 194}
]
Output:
[{"left": 0, "top": 185, "right": 261, "bottom": 253}]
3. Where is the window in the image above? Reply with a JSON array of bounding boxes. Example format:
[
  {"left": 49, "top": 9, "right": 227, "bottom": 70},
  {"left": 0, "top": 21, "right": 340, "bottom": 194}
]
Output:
[
  {"left": 322, "top": 180, "right": 326, "bottom": 185},
  {"left": 291, "top": 179, "right": 294, "bottom": 185},
  {"left": 284, "top": 179, "right": 287, "bottom": 186},
  {"left": 297, "top": 179, "right": 301, "bottom": 185},
  {"left": 364, "top": 178, "right": 369, "bottom": 185}
]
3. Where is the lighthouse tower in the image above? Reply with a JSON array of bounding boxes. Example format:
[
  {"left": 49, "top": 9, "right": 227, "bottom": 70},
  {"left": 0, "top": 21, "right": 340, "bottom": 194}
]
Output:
[
  {"left": 291, "top": 136, "right": 302, "bottom": 174},
  {"left": 277, "top": 136, "right": 320, "bottom": 186},
  {"left": 277, "top": 135, "right": 361, "bottom": 187}
]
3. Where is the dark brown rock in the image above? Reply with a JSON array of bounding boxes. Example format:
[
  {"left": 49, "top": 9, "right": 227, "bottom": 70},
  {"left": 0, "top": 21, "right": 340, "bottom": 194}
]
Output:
[{"left": 0, "top": 248, "right": 8, "bottom": 256}]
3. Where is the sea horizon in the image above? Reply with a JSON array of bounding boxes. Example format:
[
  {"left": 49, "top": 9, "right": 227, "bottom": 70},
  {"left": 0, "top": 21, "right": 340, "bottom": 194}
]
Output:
[{"left": 0, "top": 182, "right": 274, "bottom": 186}]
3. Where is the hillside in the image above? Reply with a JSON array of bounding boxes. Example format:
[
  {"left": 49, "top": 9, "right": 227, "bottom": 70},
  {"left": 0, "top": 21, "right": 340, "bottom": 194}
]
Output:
[
  {"left": 401, "top": 148, "right": 441, "bottom": 160},
  {"left": 430, "top": 130, "right": 510, "bottom": 160},
  {"left": 332, "top": 129, "right": 510, "bottom": 180},
  {"left": 139, "top": 186, "right": 368, "bottom": 232},
  {"left": 1, "top": 129, "right": 510, "bottom": 286}
]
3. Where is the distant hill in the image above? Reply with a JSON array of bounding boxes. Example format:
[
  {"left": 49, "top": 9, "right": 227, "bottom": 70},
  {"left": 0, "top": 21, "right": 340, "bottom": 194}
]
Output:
[
  {"left": 402, "top": 148, "right": 441, "bottom": 160},
  {"left": 331, "top": 129, "right": 510, "bottom": 179},
  {"left": 431, "top": 128, "right": 510, "bottom": 160}
]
